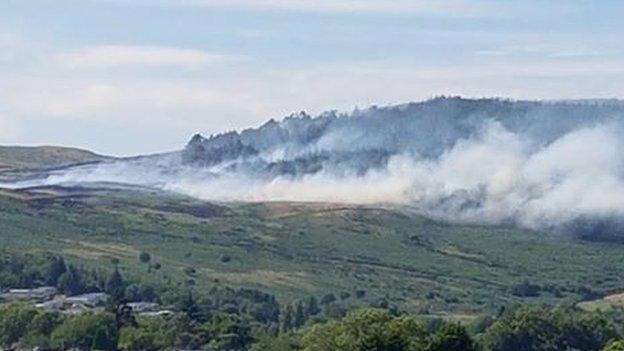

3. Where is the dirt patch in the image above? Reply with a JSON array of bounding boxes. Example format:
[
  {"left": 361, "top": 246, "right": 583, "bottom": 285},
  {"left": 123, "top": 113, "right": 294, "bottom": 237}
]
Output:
[
  {"left": 60, "top": 240, "right": 139, "bottom": 260},
  {"left": 208, "top": 269, "right": 316, "bottom": 291},
  {"left": 578, "top": 292, "right": 624, "bottom": 311},
  {"left": 260, "top": 202, "right": 364, "bottom": 219}
]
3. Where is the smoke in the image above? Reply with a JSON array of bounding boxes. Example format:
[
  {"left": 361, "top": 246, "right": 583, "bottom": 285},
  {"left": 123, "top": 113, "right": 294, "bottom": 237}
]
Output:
[
  {"left": 17, "top": 120, "right": 621, "bottom": 232},
  {"left": 5, "top": 98, "right": 624, "bottom": 233},
  {"left": 173, "top": 121, "right": 624, "bottom": 230}
]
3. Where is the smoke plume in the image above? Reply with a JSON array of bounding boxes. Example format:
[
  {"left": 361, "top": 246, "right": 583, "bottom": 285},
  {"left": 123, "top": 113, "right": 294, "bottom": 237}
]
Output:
[{"left": 7, "top": 97, "right": 624, "bottom": 232}]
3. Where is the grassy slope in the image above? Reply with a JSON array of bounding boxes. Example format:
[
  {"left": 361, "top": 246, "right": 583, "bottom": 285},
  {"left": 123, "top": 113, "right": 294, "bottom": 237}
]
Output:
[
  {"left": 0, "top": 186, "right": 623, "bottom": 319},
  {"left": 0, "top": 146, "right": 109, "bottom": 171}
]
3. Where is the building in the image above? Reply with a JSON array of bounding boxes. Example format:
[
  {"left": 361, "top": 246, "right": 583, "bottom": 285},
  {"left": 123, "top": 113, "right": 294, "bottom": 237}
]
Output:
[
  {"left": 0, "top": 286, "right": 57, "bottom": 302},
  {"left": 64, "top": 293, "right": 109, "bottom": 308},
  {"left": 127, "top": 302, "right": 158, "bottom": 312}
]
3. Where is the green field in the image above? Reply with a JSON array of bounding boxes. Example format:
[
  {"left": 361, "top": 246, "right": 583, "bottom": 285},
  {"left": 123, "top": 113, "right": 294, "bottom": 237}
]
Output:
[
  {"left": 1, "top": 184, "right": 623, "bottom": 319},
  {"left": 0, "top": 145, "right": 109, "bottom": 171}
]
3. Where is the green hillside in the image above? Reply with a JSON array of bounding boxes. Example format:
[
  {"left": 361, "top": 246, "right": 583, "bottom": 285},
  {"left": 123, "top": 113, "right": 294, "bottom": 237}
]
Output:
[
  {"left": 0, "top": 185, "right": 621, "bottom": 319},
  {"left": 0, "top": 145, "right": 109, "bottom": 171}
]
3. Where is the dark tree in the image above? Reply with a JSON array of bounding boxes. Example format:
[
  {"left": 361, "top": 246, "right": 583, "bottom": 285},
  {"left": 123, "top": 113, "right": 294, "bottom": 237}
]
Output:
[
  {"left": 106, "top": 268, "right": 125, "bottom": 302},
  {"left": 294, "top": 301, "right": 306, "bottom": 328},
  {"left": 321, "top": 293, "right": 336, "bottom": 305},
  {"left": 281, "top": 304, "right": 294, "bottom": 333},
  {"left": 139, "top": 251, "right": 151, "bottom": 264},
  {"left": 46, "top": 256, "right": 67, "bottom": 286},
  {"left": 307, "top": 296, "right": 321, "bottom": 316},
  {"left": 58, "top": 266, "right": 85, "bottom": 296},
  {"left": 427, "top": 323, "right": 476, "bottom": 351}
]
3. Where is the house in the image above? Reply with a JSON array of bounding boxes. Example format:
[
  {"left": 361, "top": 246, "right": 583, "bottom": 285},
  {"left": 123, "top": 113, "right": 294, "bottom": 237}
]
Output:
[
  {"left": 139, "top": 310, "right": 174, "bottom": 317},
  {"left": 35, "top": 293, "right": 110, "bottom": 314},
  {"left": 36, "top": 298, "right": 64, "bottom": 310},
  {"left": 65, "top": 292, "right": 109, "bottom": 308},
  {"left": 0, "top": 286, "right": 57, "bottom": 302},
  {"left": 127, "top": 302, "right": 158, "bottom": 312}
]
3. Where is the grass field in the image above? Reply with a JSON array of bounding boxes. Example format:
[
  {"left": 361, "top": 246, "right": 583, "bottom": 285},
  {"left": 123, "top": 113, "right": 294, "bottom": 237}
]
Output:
[
  {"left": 578, "top": 292, "right": 624, "bottom": 312},
  {"left": 0, "top": 145, "right": 109, "bottom": 172},
  {"left": 1, "top": 184, "right": 623, "bottom": 319}
]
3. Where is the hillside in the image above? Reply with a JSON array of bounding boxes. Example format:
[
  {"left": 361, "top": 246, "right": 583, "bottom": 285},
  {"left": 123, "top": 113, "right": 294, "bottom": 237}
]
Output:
[
  {"left": 0, "top": 185, "right": 622, "bottom": 319},
  {"left": 11, "top": 97, "right": 624, "bottom": 235},
  {"left": 183, "top": 97, "right": 624, "bottom": 174},
  {"left": 0, "top": 145, "right": 109, "bottom": 172}
]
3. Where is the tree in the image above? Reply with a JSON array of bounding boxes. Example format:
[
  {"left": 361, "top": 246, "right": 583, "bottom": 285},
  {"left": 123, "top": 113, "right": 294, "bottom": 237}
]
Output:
[
  {"left": 281, "top": 304, "right": 294, "bottom": 333},
  {"left": 320, "top": 293, "right": 336, "bottom": 305},
  {"left": 119, "top": 325, "right": 162, "bottom": 351},
  {"left": 426, "top": 323, "right": 475, "bottom": 351},
  {"left": 46, "top": 256, "right": 67, "bottom": 286},
  {"left": 106, "top": 267, "right": 125, "bottom": 298},
  {"left": 250, "top": 333, "right": 301, "bottom": 351},
  {"left": 481, "top": 306, "right": 561, "bottom": 351},
  {"left": 51, "top": 312, "right": 118, "bottom": 351},
  {"left": 58, "top": 265, "right": 86, "bottom": 295},
  {"left": 480, "top": 306, "right": 616, "bottom": 351},
  {"left": 93, "top": 326, "right": 116, "bottom": 351},
  {"left": 301, "top": 309, "right": 427, "bottom": 351},
  {"left": 307, "top": 296, "right": 321, "bottom": 316},
  {"left": 0, "top": 302, "right": 39, "bottom": 347},
  {"left": 139, "top": 251, "right": 151, "bottom": 264},
  {"left": 178, "top": 291, "right": 201, "bottom": 320},
  {"left": 205, "top": 313, "right": 253, "bottom": 351},
  {"left": 557, "top": 310, "right": 618, "bottom": 351},
  {"left": 294, "top": 301, "right": 306, "bottom": 329},
  {"left": 22, "top": 310, "right": 64, "bottom": 349},
  {"left": 604, "top": 340, "right": 624, "bottom": 351}
]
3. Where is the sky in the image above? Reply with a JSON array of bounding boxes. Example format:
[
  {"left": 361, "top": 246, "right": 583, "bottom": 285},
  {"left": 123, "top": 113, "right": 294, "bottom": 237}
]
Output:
[{"left": 0, "top": 0, "right": 623, "bottom": 156}]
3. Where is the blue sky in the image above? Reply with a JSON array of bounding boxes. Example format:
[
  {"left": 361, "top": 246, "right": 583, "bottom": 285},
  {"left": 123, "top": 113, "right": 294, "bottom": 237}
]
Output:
[{"left": 0, "top": 0, "right": 623, "bottom": 155}]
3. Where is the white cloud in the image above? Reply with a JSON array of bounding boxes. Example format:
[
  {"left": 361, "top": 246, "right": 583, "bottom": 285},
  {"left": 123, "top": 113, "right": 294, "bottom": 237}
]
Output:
[
  {"left": 53, "top": 45, "right": 238, "bottom": 69},
  {"left": 1, "top": 29, "right": 624, "bottom": 155},
  {"left": 229, "top": 58, "right": 624, "bottom": 117},
  {"left": 3, "top": 56, "right": 624, "bottom": 135},
  {"left": 153, "top": 0, "right": 583, "bottom": 18},
  {"left": 166, "top": 0, "right": 487, "bottom": 17},
  {"left": 2, "top": 77, "right": 264, "bottom": 128}
]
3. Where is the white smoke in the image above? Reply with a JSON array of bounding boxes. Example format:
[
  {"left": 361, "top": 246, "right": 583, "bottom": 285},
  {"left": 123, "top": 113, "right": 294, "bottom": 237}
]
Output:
[
  {"left": 5, "top": 116, "right": 624, "bottom": 232},
  {"left": 164, "top": 121, "right": 624, "bottom": 230}
]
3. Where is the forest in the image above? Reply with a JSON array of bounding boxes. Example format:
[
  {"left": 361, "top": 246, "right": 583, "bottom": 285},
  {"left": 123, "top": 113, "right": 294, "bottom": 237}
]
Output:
[{"left": 2, "top": 252, "right": 624, "bottom": 351}]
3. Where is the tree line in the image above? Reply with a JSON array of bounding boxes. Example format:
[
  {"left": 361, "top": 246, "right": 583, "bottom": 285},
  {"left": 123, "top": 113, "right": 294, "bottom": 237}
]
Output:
[{"left": 4, "top": 252, "right": 624, "bottom": 350}]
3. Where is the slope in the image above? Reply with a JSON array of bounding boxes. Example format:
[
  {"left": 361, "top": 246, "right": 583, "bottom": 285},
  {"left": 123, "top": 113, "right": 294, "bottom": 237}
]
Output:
[
  {"left": 0, "top": 145, "right": 109, "bottom": 172},
  {"left": 0, "top": 185, "right": 621, "bottom": 319}
]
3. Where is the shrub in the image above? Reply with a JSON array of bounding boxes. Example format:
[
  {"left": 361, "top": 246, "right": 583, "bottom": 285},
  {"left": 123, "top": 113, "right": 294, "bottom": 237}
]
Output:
[
  {"left": 51, "top": 312, "right": 118, "bottom": 351},
  {"left": 139, "top": 251, "right": 151, "bottom": 264}
]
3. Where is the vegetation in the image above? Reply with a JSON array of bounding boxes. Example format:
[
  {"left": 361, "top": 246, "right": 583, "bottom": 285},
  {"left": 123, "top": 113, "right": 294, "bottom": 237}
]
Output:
[
  {"left": 0, "top": 145, "right": 108, "bottom": 171},
  {"left": 3, "top": 185, "right": 624, "bottom": 349},
  {"left": 2, "top": 185, "right": 624, "bottom": 319},
  {"left": 3, "top": 250, "right": 624, "bottom": 350},
  {"left": 5, "top": 295, "right": 624, "bottom": 351}
]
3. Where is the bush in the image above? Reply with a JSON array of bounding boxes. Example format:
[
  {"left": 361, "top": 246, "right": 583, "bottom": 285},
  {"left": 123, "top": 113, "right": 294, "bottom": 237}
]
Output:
[
  {"left": 139, "top": 251, "right": 151, "bottom": 264},
  {"left": 0, "top": 302, "right": 40, "bottom": 346},
  {"left": 510, "top": 280, "right": 541, "bottom": 297},
  {"left": 426, "top": 322, "right": 476, "bottom": 351},
  {"left": 481, "top": 306, "right": 618, "bottom": 351},
  {"left": 604, "top": 340, "right": 624, "bottom": 351},
  {"left": 51, "top": 312, "right": 118, "bottom": 351},
  {"left": 300, "top": 309, "right": 427, "bottom": 351}
]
